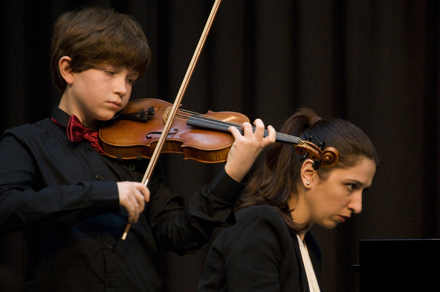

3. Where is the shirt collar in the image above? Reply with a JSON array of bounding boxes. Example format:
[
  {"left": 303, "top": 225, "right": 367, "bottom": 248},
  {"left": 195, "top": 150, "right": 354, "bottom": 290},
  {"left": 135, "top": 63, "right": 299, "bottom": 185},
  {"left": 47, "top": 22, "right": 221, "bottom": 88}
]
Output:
[{"left": 51, "top": 106, "right": 71, "bottom": 128}]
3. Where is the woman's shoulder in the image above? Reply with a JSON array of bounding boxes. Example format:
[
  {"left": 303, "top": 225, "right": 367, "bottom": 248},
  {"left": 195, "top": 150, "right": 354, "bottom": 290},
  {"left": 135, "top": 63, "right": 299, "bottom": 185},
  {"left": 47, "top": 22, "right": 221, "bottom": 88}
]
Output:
[
  {"left": 234, "top": 205, "right": 288, "bottom": 231},
  {"left": 237, "top": 204, "right": 281, "bottom": 218},
  {"left": 214, "top": 204, "right": 293, "bottom": 254}
]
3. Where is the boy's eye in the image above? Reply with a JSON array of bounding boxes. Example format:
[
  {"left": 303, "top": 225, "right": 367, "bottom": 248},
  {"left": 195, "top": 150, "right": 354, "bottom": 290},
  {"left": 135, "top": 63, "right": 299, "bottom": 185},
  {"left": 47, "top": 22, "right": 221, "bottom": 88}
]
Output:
[{"left": 127, "top": 76, "right": 138, "bottom": 85}]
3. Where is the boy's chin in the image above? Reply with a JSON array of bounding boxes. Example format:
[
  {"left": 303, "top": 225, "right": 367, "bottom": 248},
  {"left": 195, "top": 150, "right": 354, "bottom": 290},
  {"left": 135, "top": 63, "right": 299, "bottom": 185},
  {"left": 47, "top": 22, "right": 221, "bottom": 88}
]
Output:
[
  {"left": 98, "top": 111, "right": 119, "bottom": 121},
  {"left": 97, "top": 115, "right": 117, "bottom": 124}
]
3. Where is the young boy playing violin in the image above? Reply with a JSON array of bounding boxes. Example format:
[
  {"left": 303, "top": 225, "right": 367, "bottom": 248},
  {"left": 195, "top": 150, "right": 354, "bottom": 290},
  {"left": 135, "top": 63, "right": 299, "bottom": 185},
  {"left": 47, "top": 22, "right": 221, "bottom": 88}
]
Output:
[{"left": 0, "top": 6, "right": 275, "bottom": 291}]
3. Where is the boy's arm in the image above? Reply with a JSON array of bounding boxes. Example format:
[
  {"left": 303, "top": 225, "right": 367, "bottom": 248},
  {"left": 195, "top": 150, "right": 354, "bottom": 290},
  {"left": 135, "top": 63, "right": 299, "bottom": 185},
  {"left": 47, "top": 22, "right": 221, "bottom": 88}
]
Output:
[
  {"left": 147, "top": 168, "right": 243, "bottom": 255},
  {"left": 148, "top": 119, "right": 276, "bottom": 255}
]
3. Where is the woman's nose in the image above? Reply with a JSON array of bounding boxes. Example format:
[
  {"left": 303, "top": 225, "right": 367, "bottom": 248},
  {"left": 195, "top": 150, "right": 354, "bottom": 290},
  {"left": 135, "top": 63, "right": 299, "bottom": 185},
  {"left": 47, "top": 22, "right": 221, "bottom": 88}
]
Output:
[{"left": 348, "top": 192, "right": 362, "bottom": 214}]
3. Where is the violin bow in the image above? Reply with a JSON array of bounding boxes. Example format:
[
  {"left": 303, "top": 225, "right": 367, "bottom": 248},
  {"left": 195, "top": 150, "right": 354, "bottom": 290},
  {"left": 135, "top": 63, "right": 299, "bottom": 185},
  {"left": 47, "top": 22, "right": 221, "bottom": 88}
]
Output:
[{"left": 122, "top": 0, "right": 223, "bottom": 240}]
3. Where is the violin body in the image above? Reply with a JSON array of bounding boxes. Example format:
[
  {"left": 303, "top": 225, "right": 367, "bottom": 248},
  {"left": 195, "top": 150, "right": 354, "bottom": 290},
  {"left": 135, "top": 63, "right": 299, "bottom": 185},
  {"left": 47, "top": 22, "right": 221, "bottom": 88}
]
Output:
[{"left": 99, "top": 98, "right": 250, "bottom": 163}]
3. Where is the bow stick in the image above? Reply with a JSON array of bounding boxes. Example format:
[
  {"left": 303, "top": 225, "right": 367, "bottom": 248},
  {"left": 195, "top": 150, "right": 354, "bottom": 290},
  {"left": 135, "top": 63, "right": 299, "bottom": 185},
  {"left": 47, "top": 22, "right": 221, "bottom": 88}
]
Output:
[{"left": 122, "top": 0, "right": 223, "bottom": 240}]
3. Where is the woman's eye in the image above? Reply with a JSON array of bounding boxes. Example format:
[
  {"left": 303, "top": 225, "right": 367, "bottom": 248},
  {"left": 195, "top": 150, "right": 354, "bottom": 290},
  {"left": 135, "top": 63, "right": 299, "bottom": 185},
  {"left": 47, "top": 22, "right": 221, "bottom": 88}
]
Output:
[
  {"left": 106, "top": 70, "right": 116, "bottom": 75},
  {"left": 347, "top": 184, "right": 357, "bottom": 191}
]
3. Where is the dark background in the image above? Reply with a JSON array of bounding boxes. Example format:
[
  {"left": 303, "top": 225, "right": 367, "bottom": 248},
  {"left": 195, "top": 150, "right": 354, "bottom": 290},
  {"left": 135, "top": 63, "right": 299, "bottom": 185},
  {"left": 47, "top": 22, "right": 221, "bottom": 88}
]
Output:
[{"left": 1, "top": 1, "right": 439, "bottom": 291}]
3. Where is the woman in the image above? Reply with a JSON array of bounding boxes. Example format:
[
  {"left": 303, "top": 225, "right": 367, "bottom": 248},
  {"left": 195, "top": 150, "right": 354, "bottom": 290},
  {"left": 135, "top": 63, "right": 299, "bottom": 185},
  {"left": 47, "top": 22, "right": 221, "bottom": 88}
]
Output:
[{"left": 197, "top": 108, "right": 378, "bottom": 292}]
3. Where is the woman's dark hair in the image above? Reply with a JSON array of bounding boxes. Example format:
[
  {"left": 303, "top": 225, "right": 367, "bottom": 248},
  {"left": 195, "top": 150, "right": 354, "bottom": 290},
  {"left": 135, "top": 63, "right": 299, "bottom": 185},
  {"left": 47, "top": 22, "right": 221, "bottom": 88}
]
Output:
[
  {"left": 50, "top": 6, "right": 151, "bottom": 92},
  {"left": 236, "top": 107, "right": 379, "bottom": 231}
]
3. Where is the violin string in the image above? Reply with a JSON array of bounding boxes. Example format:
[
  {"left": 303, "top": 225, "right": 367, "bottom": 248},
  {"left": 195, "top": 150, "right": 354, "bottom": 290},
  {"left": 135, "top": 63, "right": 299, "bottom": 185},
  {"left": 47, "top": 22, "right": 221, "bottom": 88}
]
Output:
[
  {"left": 166, "top": 108, "right": 301, "bottom": 144},
  {"left": 149, "top": 107, "right": 319, "bottom": 157},
  {"left": 152, "top": 107, "right": 303, "bottom": 145},
  {"left": 175, "top": 109, "right": 301, "bottom": 142},
  {"left": 155, "top": 108, "right": 247, "bottom": 129},
  {"left": 157, "top": 108, "right": 328, "bottom": 162}
]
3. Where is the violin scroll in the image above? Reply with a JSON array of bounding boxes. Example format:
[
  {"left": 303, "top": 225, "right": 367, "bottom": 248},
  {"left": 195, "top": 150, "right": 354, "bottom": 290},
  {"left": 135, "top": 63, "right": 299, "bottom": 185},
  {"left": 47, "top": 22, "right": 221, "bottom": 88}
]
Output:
[
  {"left": 294, "top": 141, "right": 339, "bottom": 169},
  {"left": 321, "top": 147, "right": 339, "bottom": 167}
]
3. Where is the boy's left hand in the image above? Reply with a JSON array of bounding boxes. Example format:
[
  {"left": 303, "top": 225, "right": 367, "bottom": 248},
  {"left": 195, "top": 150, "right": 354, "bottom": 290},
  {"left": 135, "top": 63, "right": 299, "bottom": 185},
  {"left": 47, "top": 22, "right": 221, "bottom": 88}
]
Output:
[{"left": 225, "top": 118, "right": 276, "bottom": 182}]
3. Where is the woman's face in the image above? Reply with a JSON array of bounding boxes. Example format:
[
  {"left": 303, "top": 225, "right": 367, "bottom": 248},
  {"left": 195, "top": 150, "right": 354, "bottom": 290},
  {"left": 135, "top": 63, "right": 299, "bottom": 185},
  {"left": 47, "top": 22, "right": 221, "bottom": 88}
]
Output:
[{"left": 305, "top": 156, "right": 376, "bottom": 229}]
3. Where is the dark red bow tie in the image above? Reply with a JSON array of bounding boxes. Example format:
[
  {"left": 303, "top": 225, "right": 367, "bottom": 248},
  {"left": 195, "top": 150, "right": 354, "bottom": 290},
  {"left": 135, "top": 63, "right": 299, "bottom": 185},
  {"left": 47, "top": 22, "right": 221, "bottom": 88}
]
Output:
[{"left": 65, "top": 115, "right": 105, "bottom": 155}]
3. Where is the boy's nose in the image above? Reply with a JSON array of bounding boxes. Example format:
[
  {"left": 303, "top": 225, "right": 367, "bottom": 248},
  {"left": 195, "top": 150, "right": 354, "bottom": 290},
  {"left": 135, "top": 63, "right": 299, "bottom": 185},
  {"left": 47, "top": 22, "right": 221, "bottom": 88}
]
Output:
[{"left": 114, "top": 78, "right": 128, "bottom": 97}]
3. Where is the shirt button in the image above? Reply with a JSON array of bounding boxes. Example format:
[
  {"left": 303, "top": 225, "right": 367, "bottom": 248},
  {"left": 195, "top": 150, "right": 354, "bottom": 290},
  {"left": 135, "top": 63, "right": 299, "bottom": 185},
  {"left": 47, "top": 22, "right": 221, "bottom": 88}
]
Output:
[
  {"left": 106, "top": 244, "right": 115, "bottom": 250},
  {"left": 95, "top": 174, "right": 102, "bottom": 180}
]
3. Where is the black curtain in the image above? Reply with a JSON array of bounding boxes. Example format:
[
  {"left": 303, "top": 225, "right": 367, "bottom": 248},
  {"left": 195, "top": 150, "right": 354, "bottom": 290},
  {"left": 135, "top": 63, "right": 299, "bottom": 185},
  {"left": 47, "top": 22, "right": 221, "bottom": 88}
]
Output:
[{"left": 1, "top": 1, "right": 439, "bottom": 291}]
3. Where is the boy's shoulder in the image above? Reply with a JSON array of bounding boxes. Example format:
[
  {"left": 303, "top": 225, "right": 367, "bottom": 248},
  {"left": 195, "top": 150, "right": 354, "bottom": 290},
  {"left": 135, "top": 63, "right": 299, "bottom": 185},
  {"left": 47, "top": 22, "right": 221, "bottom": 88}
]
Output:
[{"left": 2, "top": 117, "right": 54, "bottom": 142}]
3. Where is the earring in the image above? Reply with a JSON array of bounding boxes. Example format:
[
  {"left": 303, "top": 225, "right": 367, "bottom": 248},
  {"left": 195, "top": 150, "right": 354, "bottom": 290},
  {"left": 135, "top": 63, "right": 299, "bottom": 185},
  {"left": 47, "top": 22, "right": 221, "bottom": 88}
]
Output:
[{"left": 306, "top": 182, "right": 310, "bottom": 185}]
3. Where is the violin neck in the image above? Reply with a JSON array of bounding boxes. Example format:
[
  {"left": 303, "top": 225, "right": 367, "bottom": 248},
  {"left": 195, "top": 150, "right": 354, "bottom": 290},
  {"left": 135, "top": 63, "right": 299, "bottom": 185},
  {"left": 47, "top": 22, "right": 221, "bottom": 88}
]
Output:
[{"left": 186, "top": 115, "right": 300, "bottom": 145}]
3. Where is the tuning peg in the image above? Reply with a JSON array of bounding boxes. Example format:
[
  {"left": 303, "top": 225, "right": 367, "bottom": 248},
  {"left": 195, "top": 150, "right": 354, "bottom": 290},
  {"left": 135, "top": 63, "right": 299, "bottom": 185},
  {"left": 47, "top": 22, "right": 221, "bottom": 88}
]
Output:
[
  {"left": 312, "top": 160, "right": 321, "bottom": 170},
  {"left": 300, "top": 152, "right": 309, "bottom": 162}
]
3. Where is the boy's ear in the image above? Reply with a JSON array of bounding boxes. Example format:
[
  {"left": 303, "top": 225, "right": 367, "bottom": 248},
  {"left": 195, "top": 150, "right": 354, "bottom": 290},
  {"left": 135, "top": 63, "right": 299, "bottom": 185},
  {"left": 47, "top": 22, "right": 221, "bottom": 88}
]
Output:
[
  {"left": 300, "top": 159, "right": 316, "bottom": 189},
  {"left": 58, "top": 56, "right": 74, "bottom": 85}
]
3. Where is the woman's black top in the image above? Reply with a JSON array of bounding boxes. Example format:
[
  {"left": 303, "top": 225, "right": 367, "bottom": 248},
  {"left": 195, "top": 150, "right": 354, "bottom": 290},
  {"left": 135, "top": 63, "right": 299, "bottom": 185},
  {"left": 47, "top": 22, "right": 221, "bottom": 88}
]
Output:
[{"left": 197, "top": 205, "right": 322, "bottom": 292}]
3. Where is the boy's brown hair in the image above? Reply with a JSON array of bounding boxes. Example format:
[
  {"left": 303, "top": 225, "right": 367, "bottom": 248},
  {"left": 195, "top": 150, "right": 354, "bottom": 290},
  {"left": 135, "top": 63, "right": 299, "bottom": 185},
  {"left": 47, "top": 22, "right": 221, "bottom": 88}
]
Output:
[{"left": 50, "top": 6, "right": 151, "bottom": 92}]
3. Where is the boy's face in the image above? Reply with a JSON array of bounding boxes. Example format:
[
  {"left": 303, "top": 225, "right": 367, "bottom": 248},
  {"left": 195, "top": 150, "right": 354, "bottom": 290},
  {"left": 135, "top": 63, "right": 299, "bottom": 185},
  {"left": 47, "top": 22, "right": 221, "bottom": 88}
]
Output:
[{"left": 66, "top": 64, "right": 139, "bottom": 127}]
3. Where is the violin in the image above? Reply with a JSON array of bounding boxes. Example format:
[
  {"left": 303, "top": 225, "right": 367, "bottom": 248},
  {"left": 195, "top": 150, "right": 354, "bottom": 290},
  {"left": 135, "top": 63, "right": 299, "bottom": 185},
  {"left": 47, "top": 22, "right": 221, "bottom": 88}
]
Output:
[{"left": 99, "top": 98, "right": 339, "bottom": 168}]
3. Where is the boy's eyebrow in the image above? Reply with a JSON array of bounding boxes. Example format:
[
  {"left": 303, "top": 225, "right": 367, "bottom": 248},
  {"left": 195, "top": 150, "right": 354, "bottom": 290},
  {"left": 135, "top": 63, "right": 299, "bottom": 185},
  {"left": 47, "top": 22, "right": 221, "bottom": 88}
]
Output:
[
  {"left": 98, "top": 64, "right": 139, "bottom": 75},
  {"left": 128, "top": 71, "right": 139, "bottom": 78}
]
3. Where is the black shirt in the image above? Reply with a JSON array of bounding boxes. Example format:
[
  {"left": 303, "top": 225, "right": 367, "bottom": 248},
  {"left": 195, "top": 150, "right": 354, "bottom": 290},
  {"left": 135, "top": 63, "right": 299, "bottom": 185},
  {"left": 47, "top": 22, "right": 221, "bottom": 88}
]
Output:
[{"left": 0, "top": 107, "right": 244, "bottom": 292}]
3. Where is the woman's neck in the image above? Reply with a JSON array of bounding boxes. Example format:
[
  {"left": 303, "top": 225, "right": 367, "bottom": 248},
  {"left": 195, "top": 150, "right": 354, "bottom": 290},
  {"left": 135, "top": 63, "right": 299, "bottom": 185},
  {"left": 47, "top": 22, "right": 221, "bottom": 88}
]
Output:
[{"left": 289, "top": 195, "right": 313, "bottom": 241}]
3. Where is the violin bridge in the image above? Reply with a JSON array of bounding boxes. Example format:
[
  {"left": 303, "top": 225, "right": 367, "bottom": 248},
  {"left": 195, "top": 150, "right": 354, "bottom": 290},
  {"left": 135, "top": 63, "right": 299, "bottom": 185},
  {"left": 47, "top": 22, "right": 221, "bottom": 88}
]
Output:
[{"left": 163, "top": 106, "right": 172, "bottom": 124}]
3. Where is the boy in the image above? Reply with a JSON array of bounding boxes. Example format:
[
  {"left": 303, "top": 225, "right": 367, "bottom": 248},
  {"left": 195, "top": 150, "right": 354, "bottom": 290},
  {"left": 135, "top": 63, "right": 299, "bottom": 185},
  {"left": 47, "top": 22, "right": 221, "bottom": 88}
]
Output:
[{"left": 0, "top": 6, "right": 275, "bottom": 291}]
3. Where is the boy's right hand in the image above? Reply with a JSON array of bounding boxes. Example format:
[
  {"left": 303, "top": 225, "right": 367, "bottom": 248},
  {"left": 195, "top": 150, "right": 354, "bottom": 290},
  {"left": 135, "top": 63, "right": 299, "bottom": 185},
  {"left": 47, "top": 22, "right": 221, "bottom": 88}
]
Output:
[{"left": 117, "top": 181, "right": 150, "bottom": 224}]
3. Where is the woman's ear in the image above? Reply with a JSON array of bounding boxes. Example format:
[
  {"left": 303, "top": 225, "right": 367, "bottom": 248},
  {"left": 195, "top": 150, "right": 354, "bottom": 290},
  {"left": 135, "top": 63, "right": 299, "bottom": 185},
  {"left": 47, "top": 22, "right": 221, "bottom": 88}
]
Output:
[
  {"left": 58, "top": 56, "right": 74, "bottom": 85},
  {"left": 300, "top": 159, "right": 316, "bottom": 189}
]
